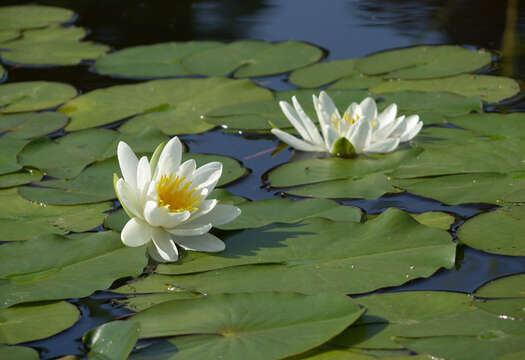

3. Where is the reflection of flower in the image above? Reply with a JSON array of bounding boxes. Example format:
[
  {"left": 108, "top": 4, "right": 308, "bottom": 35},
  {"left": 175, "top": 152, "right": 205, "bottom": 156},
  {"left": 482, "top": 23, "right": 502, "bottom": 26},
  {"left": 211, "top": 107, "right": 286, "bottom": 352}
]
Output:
[
  {"left": 271, "top": 91, "right": 422, "bottom": 157},
  {"left": 114, "top": 137, "right": 241, "bottom": 262}
]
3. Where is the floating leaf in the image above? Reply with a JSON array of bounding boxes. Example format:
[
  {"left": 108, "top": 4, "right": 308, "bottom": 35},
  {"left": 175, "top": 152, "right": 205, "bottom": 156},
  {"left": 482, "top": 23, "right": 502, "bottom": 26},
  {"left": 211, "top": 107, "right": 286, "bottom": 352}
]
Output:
[
  {"left": 181, "top": 40, "right": 323, "bottom": 78},
  {"left": 117, "top": 293, "right": 199, "bottom": 312},
  {"left": 0, "top": 167, "right": 42, "bottom": 188},
  {"left": 0, "top": 136, "right": 28, "bottom": 175},
  {"left": 328, "top": 73, "right": 384, "bottom": 90},
  {"left": 474, "top": 274, "right": 525, "bottom": 320},
  {"left": 0, "top": 301, "right": 79, "bottom": 344},
  {"left": 0, "top": 30, "right": 19, "bottom": 43},
  {"left": 94, "top": 41, "right": 222, "bottom": 78},
  {"left": 458, "top": 205, "right": 525, "bottom": 256},
  {"left": 129, "top": 292, "right": 363, "bottom": 360},
  {"left": 371, "top": 74, "right": 519, "bottom": 103},
  {"left": 0, "top": 231, "right": 147, "bottom": 308},
  {"left": 0, "top": 5, "right": 74, "bottom": 31},
  {"left": 84, "top": 321, "right": 140, "bottom": 360},
  {"left": 60, "top": 77, "right": 272, "bottom": 133},
  {"left": 218, "top": 198, "right": 362, "bottom": 230},
  {"left": 0, "top": 188, "right": 112, "bottom": 241},
  {"left": 410, "top": 212, "right": 455, "bottom": 230},
  {"left": 1, "top": 25, "right": 108, "bottom": 66},
  {"left": 0, "top": 112, "right": 68, "bottom": 139},
  {"left": 0, "top": 81, "right": 77, "bottom": 113},
  {"left": 289, "top": 59, "right": 358, "bottom": 88},
  {"left": 448, "top": 113, "right": 525, "bottom": 139},
  {"left": 0, "top": 345, "right": 39, "bottom": 360},
  {"left": 0, "top": 65, "right": 4, "bottom": 79},
  {"left": 356, "top": 45, "right": 491, "bottom": 79}
]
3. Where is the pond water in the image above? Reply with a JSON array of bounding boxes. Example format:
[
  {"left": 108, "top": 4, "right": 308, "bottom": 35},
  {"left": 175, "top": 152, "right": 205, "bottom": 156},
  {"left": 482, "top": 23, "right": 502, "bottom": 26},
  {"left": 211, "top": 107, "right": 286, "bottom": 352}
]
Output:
[{"left": 2, "top": 1, "right": 525, "bottom": 359}]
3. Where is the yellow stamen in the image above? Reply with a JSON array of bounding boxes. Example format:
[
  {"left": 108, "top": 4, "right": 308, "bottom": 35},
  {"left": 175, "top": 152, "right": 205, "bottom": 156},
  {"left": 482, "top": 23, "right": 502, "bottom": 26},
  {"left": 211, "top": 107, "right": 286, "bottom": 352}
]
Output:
[
  {"left": 370, "top": 121, "right": 377, "bottom": 127},
  {"left": 331, "top": 113, "right": 340, "bottom": 130},
  {"left": 156, "top": 174, "right": 201, "bottom": 212},
  {"left": 343, "top": 112, "right": 359, "bottom": 124}
]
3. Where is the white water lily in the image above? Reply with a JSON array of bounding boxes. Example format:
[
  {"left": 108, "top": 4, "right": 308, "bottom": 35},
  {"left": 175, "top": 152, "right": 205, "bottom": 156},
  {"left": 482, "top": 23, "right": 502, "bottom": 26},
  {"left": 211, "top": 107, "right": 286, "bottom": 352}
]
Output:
[
  {"left": 271, "top": 91, "right": 422, "bottom": 157},
  {"left": 114, "top": 137, "right": 241, "bottom": 262}
]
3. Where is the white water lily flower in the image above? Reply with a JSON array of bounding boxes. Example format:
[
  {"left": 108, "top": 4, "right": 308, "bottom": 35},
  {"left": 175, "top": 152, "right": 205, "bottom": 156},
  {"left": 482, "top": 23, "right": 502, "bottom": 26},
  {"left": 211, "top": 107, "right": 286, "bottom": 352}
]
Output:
[
  {"left": 271, "top": 91, "right": 422, "bottom": 157},
  {"left": 114, "top": 137, "right": 241, "bottom": 262}
]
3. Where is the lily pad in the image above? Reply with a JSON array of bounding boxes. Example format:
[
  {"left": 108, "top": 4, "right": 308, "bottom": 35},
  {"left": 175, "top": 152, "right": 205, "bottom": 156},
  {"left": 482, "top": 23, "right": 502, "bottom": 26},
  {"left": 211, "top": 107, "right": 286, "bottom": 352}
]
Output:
[
  {"left": 129, "top": 209, "right": 456, "bottom": 295},
  {"left": 0, "top": 136, "right": 28, "bottom": 175},
  {"left": 60, "top": 77, "right": 272, "bottom": 133},
  {"left": 94, "top": 41, "right": 222, "bottom": 78},
  {"left": 410, "top": 212, "right": 455, "bottom": 230},
  {"left": 0, "top": 81, "right": 77, "bottom": 113},
  {"left": 473, "top": 274, "right": 525, "bottom": 320},
  {"left": 0, "top": 345, "right": 39, "bottom": 360},
  {"left": 356, "top": 45, "right": 491, "bottom": 79},
  {"left": 0, "top": 30, "right": 19, "bottom": 43},
  {"left": 268, "top": 146, "right": 422, "bottom": 188},
  {"left": 0, "top": 188, "right": 112, "bottom": 241},
  {"left": 0, "top": 301, "right": 79, "bottom": 344},
  {"left": 448, "top": 113, "right": 525, "bottom": 139},
  {"left": 0, "top": 5, "right": 74, "bottom": 31},
  {"left": 129, "top": 292, "right": 363, "bottom": 360},
  {"left": 84, "top": 321, "right": 140, "bottom": 360},
  {"left": 458, "top": 205, "right": 525, "bottom": 256},
  {"left": 181, "top": 40, "right": 323, "bottom": 78},
  {"left": 289, "top": 59, "right": 358, "bottom": 88},
  {"left": 117, "top": 293, "right": 200, "bottom": 312},
  {"left": 0, "top": 25, "right": 109, "bottom": 66},
  {"left": 0, "top": 65, "right": 4, "bottom": 80},
  {"left": 371, "top": 74, "right": 519, "bottom": 104},
  {"left": 0, "top": 112, "right": 68, "bottom": 139},
  {"left": 218, "top": 198, "right": 362, "bottom": 230},
  {"left": 0, "top": 168, "right": 42, "bottom": 188},
  {"left": 328, "top": 73, "right": 384, "bottom": 90},
  {"left": 0, "top": 231, "right": 147, "bottom": 308}
]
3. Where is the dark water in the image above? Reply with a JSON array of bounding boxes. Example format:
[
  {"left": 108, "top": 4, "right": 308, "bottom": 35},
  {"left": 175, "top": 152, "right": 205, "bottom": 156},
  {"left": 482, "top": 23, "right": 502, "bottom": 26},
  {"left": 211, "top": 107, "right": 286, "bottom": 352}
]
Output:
[{"left": 3, "top": 0, "right": 525, "bottom": 358}]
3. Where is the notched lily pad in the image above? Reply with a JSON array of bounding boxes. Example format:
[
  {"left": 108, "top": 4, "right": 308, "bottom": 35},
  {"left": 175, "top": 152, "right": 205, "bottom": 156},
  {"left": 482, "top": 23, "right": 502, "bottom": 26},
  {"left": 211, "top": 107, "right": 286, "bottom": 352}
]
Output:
[
  {"left": 0, "top": 167, "right": 42, "bottom": 188},
  {"left": 289, "top": 58, "right": 358, "bottom": 88},
  {"left": 0, "top": 81, "right": 77, "bottom": 113},
  {"left": 474, "top": 274, "right": 525, "bottom": 320},
  {"left": 84, "top": 321, "right": 140, "bottom": 360},
  {"left": 0, "top": 5, "right": 74, "bottom": 31},
  {"left": 0, "top": 136, "right": 28, "bottom": 175},
  {"left": 0, "top": 112, "right": 68, "bottom": 139}
]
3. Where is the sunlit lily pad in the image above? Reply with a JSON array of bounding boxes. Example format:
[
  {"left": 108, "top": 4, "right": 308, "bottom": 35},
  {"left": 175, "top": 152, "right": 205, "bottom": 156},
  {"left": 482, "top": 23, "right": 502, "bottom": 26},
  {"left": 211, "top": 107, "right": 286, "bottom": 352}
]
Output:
[
  {"left": 117, "top": 293, "right": 199, "bottom": 312},
  {"left": 448, "top": 113, "right": 525, "bottom": 139},
  {"left": 371, "top": 74, "right": 519, "bottom": 103},
  {"left": 473, "top": 274, "right": 525, "bottom": 320},
  {"left": 84, "top": 321, "right": 140, "bottom": 360},
  {"left": 181, "top": 40, "right": 323, "bottom": 78},
  {"left": 0, "top": 167, "right": 42, "bottom": 188},
  {"left": 356, "top": 45, "right": 491, "bottom": 79},
  {"left": 0, "top": 345, "right": 39, "bottom": 360},
  {"left": 289, "top": 59, "right": 358, "bottom": 88},
  {"left": 457, "top": 205, "right": 525, "bottom": 256},
  {"left": 328, "top": 72, "right": 384, "bottom": 90},
  {"left": 0, "top": 301, "right": 79, "bottom": 344},
  {"left": 0, "top": 81, "right": 77, "bottom": 113},
  {"left": 0, "top": 5, "right": 74, "bottom": 31},
  {"left": 0, "top": 136, "right": 28, "bottom": 175},
  {"left": 0, "top": 30, "right": 19, "bottom": 43},
  {"left": 410, "top": 212, "right": 455, "bottom": 230},
  {"left": 0, "top": 112, "right": 68, "bottom": 139},
  {"left": 0, "top": 25, "right": 109, "bottom": 66},
  {"left": 218, "top": 198, "right": 362, "bottom": 230},
  {"left": 94, "top": 41, "right": 222, "bottom": 78},
  {"left": 0, "top": 188, "right": 112, "bottom": 241},
  {"left": 60, "top": 77, "right": 272, "bottom": 133},
  {"left": 0, "top": 231, "right": 147, "bottom": 308},
  {"left": 129, "top": 292, "right": 363, "bottom": 360}
]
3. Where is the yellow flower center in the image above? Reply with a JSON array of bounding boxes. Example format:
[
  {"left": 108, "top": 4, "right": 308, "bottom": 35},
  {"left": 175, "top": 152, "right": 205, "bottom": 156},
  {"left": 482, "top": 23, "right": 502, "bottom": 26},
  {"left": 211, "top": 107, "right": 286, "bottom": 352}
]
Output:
[
  {"left": 156, "top": 174, "right": 201, "bottom": 213},
  {"left": 343, "top": 112, "right": 359, "bottom": 124}
]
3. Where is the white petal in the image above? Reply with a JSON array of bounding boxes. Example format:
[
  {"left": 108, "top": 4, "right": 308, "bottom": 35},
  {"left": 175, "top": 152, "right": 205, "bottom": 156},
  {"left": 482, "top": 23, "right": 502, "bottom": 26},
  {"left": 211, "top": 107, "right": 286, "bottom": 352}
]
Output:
[
  {"left": 292, "top": 96, "right": 324, "bottom": 145},
  {"left": 166, "top": 223, "right": 212, "bottom": 236},
  {"left": 364, "top": 138, "right": 400, "bottom": 153},
  {"left": 271, "top": 129, "right": 326, "bottom": 152},
  {"left": 349, "top": 119, "right": 372, "bottom": 154},
  {"left": 151, "top": 228, "right": 179, "bottom": 262},
  {"left": 279, "top": 100, "right": 312, "bottom": 141},
  {"left": 376, "top": 103, "right": 397, "bottom": 133},
  {"left": 144, "top": 200, "right": 191, "bottom": 228},
  {"left": 174, "top": 233, "right": 225, "bottom": 252},
  {"left": 185, "top": 204, "right": 241, "bottom": 227},
  {"left": 116, "top": 178, "right": 142, "bottom": 219},
  {"left": 176, "top": 159, "right": 197, "bottom": 179},
  {"left": 136, "top": 156, "right": 151, "bottom": 193},
  {"left": 117, "top": 141, "right": 138, "bottom": 188},
  {"left": 359, "top": 97, "right": 378, "bottom": 120},
  {"left": 155, "top": 137, "right": 182, "bottom": 179},
  {"left": 147, "top": 242, "right": 166, "bottom": 262},
  {"left": 192, "top": 162, "right": 222, "bottom": 195},
  {"left": 399, "top": 115, "right": 422, "bottom": 142},
  {"left": 319, "top": 91, "right": 341, "bottom": 119},
  {"left": 188, "top": 199, "right": 218, "bottom": 223},
  {"left": 403, "top": 121, "right": 423, "bottom": 142},
  {"left": 121, "top": 218, "right": 151, "bottom": 247}
]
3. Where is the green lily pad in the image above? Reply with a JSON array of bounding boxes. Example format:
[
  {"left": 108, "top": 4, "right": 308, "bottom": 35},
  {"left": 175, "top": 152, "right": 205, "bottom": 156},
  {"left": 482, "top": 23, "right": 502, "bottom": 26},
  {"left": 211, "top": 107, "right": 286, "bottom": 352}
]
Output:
[
  {"left": 371, "top": 74, "right": 519, "bottom": 103},
  {"left": 448, "top": 113, "right": 525, "bottom": 139},
  {"left": 0, "top": 65, "right": 4, "bottom": 79},
  {"left": 127, "top": 209, "right": 456, "bottom": 295},
  {"left": 410, "top": 212, "right": 455, "bottom": 230},
  {"left": 0, "top": 136, "right": 28, "bottom": 175},
  {"left": 0, "top": 231, "right": 147, "bottom": 308},
  {"left": 84, "top": 321, "right": 140, "bottom": 360},
  {"left": 59, "top": 77, "right": 272, "bottom": 133},
  {"left": 458, "top": 205, "right": 525, "bottom": 256},
  {"left": 181, "top": 40, "right": 323, "bottom": 78},
  {"left": 269, "top": 146, "right": 422, "bottom": 188},
  {"left": 393, "top": 172, "right": 525, "bottom": 205},
  {"left": 94, "top": 41, "right": 222, "bottom": 78},
  {"left": 331, "top": 291, "right": 474, "bottom": 350},
  {"left": 0, "top": 188, "right": 112, "bottom": 241},
  {"left": 0, "top": 112, "right": 68, "bottom": 139},
  {"left": 218, "top": 198, "right": 362, "bottom": 230},
  {"left": 356, "top": 45, "right": 491, "bottom": 79},
  {"left": 289, "top": 59, "right": 358, "bottom": 88},
  {"left": 117, "top": 292, "right": 200, "bottom": 312},
  {"left": 394, "top": 309, "right": 525, "bottom": 360},
  {"left": 0, "top": 5, "right": 74, "bottom": 31},
  {"left": 328, "top": 73, "right": 384, "bottom": 90},
  {"left": 0, "top": 167, "right": 42, "bottom": 188},
  {"left": 0, "top": 30, "right": 19, "bottom": 43},
  {"left": 473, "top": 274, "right": 525, "bottom": 320},
  {"left": 129, "top": 292, "right": 363, "bottom": 360},
  {"left": 0, "top": 301, "right": 79, "bottom": 344},
  {"left": 0, "top": 345, "right": 39, "bottom": 360},
  {"left": 1, "top": 25, "right": 108, "bottom": 66},
  {"left": 0, "top": 81, "right": 77, "bottom": 113}
]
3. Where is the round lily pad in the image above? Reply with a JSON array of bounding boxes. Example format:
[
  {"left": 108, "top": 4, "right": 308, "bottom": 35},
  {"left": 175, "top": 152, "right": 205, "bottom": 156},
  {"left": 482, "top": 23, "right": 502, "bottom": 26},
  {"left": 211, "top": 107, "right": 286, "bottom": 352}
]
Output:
[
  {"left": 94, "top": 41, "right": 222, "bottom": 78},
  {"left": 0, "top": 30, "right": 19, "bottom": 42},
  {"left": 0, "top": 81, "right": 77, "bottom": 113},
  {"left": 59, "top": 77, "right": 272, "bottom": 133},
  {"left": 0, "top": 167, "right": 43, "bottom": 188},
  {"left": 0, "top": 345, "right": 39, "bottom": 360},
  {"left": 473, "top": 274, "right": 525, "bottom": 320},
  {"left": 0, "top": 301, "right": 79, "bottom": 345},
  {"left": 84, "top": 321, "right": 140, "bottom": 360},
  {"left": 448, "top": 113, "right": 525, "bottom": 139},
  {"left": 0, "top": 188, "right": 112, "bottom": 241},
  {"left": 0, "top": 112, "right": 68, "bottom": 139},
  {"left": 0, "top": 136, "right": 28, "bottom": 175},
  {"left": 0, "top": 5, "right": 74, "bottom": 31},
  {"left": 0, "top": 231, "right": 147, "bottom": 308},
  {"left": 289, "top": 59, "right": 358, "bottom": 88},
  {"left": 356, "top": 45, "right": 492, "bottom": 79},
  {"left": 129, "top": 292, "right": 363, "bottom": 360}
]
